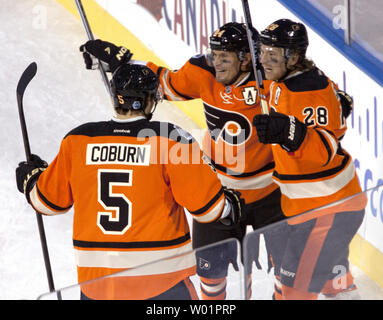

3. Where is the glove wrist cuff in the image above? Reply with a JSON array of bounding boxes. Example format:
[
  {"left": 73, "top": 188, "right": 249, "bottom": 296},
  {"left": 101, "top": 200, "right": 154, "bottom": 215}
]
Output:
[{"left": 24, "top": 168, "right": 45, "bottom": 203}]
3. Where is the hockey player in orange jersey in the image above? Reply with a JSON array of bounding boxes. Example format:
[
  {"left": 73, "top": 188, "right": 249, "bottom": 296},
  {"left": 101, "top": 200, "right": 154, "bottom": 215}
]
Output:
[
  {"left": 79, "top": 22, "right": 286, "bottom": 300},
  {"left": 253, "top": 19, "right": 367, "bottom": 300},
  {"left": 15, "top": 64, "right": 244, "bottom": 300}
]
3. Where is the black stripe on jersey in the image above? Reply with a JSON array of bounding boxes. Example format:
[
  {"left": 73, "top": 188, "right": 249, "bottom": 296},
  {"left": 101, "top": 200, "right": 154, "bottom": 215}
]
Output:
[
  {"left": 273, "top": 154, "right": 350, "bottom": 181},
  {"left": 73, "top": 233, "right": 191, "bottom": 249},
  {"left": 189, "top": 54, "right": 215, "bottom": 76},
  {"left": 36, "top": 184, "right": 72, "bottom": 211},
  {"left": 315, "top": 130, "right": 333, "bottom": 167},
  {"left": 189, "top": 187, "right": 224, "bottom": 216},
  {"left": 64, "top": 120, "right": 148, "bottom": 138},
  {"left": 156, "top": 66, "right": 163, "bottom": 77},
  {"left": 209, "top": 157, "right": 275, "bottom": 178},
  {"left": 64, "top": 120, "right": 195, "bottom": 144},
  {"left": 284, "top": 68, "right": 329, "bottom": 92},
  {"left": 315, "top": 126, "right": 337, "bottom": 139}
]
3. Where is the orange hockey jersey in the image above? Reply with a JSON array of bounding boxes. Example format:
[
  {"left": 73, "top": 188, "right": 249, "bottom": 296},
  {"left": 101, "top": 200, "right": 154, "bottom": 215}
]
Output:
[
  {"left": 267, "top": 68, "right": 365, "bottom": 217},
  {"left": 29, "top": 117, "right": 226, "bottom": 299},
  {"left": 147, "top": 55, "right": 277, "bottom": 204}
]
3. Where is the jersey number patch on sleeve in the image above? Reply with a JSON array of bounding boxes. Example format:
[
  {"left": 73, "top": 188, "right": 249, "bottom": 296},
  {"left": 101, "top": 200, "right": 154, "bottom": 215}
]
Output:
[{"left": 97, "top": 169, "right": 133, "bottom": 235}]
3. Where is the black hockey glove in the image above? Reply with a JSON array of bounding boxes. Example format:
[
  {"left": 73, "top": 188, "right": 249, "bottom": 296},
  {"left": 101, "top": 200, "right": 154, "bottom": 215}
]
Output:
[
  {"left": 253, "top": 111, "right": 307, "bottom": 152},
  {"left": 16, "top": 154, "right": 48, "bottom": 203},
  {"left": 337, "top": 89, "right": 353, "bottom": 119},
  {"left": 79, "top": 39, "right": 133, "bottom": 73},
  {"left": 219, "top": 188, "right": 245, "bottom": 226}
]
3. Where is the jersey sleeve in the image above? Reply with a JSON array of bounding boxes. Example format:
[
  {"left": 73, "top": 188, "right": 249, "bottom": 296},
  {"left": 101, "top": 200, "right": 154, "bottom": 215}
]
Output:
[
  {"left": 302, "top": 81, "right": 346, "bottom": 165},
  {"left": 147, "top": 55, "right": 212, "bottom": 102},
  {"left": 29, "top": 137, "right": 73, "bottom": 215},
  {"left": 329, "top": 80, "right": 348, "bottom": 140},
  {"left": 165, "top": 135, "right": 225, "bottom": 224},
  {"left": 284, "top": 127, "right": 339, "bottom": 168},
  {"left": 275, "top": 76, "right": 346, "bottom": 167}
]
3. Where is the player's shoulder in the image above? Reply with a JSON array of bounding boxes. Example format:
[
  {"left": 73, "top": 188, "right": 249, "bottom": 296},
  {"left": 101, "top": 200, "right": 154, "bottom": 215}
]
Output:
[
  {"left": 64, "top": 119, "right": 147, "bottom": 138},
  {"left": 63, "top": 120, "right": 195, "bottom": 144},
  {"left": 147, "top": 121, "right": 196, "bottom": 144},
  {"left": 283, "top": 68, "right": 330, "bottom": 92},
  {"left": 64, "top": 121, "right": 111, "bottom": 138},
  {"left": 188, "top": 54, "right": 215, "bottom": 75}
]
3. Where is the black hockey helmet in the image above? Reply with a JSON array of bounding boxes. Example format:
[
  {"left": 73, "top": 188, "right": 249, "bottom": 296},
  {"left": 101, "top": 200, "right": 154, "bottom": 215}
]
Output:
[
  {"left": 110, "top": 63, "right": 163, "bottom": 112},
  {"left": 260, "top": 19, "right": 309, "bottom": 53},
  {"left": 209, "top": 22, "right": 252, "bottom": 53}
]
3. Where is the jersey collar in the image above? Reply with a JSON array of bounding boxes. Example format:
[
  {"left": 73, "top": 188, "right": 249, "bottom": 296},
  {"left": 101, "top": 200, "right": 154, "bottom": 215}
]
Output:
[{"left": 111, "top": 116, "right": 147, "bottom": 123}]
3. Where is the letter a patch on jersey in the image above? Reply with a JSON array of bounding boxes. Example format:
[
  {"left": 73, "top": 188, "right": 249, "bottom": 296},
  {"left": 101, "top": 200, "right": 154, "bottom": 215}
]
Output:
[{"left": 242, "top": 87, "right": 258, "bottom": 105}]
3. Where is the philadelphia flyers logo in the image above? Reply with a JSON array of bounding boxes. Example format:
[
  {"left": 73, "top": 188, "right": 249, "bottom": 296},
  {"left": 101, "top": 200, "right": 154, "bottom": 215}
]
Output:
[{"left": 203, "top": 102, "right": 252, "bottom": 145}]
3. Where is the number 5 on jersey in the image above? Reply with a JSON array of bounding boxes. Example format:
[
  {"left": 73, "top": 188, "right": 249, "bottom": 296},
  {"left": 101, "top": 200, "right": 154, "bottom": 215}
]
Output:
[{"left": 97, "top": 169, "right": 132, "bottom": 235}]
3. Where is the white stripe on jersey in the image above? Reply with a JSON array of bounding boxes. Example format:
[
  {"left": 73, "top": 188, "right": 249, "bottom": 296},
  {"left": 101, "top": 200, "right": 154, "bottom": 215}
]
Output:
[
  {"left": 217, "top": 172, "right": 274, "bottom": 190},
  {"left": 29, "top": 185, "right": 68, "bottom": 216},
  {"left": 74, "top": 242, "right": 195, "bottom": 272},
  {"left": 275, "top": 160, "right": 356, "bottom": 199},
  {"left": 161, "top": 69, "right": 184, "bottom": 101},
  {"left": 317, "top": 128, "right": 338, "bottom": 163},
  {"left": 192, "top": 197, "right": 225, "bottom": 223}
]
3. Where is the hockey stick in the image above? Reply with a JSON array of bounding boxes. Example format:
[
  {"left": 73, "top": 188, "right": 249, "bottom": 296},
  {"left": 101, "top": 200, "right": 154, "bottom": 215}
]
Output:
[
  {"left": 74, "top": 0, "right": 112, "bottom": 98},
  {"left": 241, "top": 0, "right": 269, "bottom": 115},
  {"left": 16, "top": 62, "right": 61, "bottom": 300}
]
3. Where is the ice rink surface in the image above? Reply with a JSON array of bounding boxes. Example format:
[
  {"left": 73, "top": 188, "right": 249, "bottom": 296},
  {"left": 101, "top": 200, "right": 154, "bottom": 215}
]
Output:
[{"left": 1, "top": 0, "right": 382, "bottom": 300}]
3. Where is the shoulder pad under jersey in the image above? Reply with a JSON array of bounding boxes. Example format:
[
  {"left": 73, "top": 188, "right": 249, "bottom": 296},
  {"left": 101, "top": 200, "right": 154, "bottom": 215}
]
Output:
[
  {"left": 189, "top": 54, "right": 215, "bottom": 75},
  {"left": 284, "top": 68, "right": 329, "bottom": 92}
]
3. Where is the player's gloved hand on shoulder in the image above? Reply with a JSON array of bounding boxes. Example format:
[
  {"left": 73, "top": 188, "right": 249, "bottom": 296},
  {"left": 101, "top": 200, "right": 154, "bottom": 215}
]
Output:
[
  {"left": 219, "top": 188, "right": 245, "bottom": 226},
  {"left": 16, "top": 154, "right": 48, "bottom": 203},
  {"left": 79, "top": 39, "right": 132, "bottom": 73},
  {"left": 253, "top": 110, "right": 307, "bottom": 152}
]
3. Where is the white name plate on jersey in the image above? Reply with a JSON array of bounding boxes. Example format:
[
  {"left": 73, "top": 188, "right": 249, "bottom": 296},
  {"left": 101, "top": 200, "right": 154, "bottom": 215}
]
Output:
[{"left": 86, "top": 143, "right": 151, "bottom": 166}]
